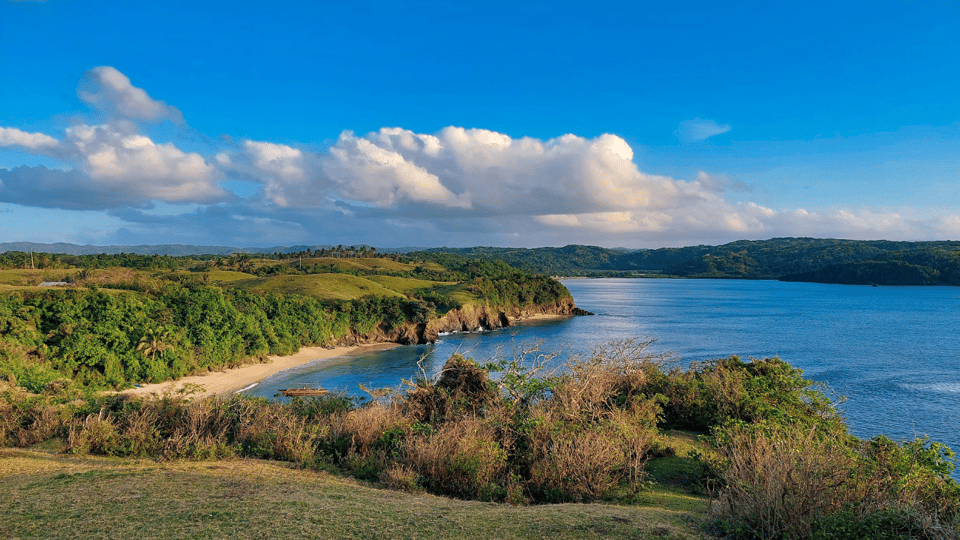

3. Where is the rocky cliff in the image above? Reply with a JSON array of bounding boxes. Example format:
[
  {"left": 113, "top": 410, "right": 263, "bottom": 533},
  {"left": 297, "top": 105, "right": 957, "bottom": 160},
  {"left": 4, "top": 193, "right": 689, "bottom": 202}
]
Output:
[{"left": 339, "top": 297, "right": 592, "bottom": 346}]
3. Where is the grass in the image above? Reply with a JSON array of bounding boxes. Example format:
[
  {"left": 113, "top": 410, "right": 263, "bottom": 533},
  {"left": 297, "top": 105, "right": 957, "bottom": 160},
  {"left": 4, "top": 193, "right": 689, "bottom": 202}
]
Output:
[
  {"left": 366, "top": 275, "right": 455, "bottom": 294},
  {"left": 643, "top": 431, "right": 710, "bottom": 514},
  {"left": 0, "top": 269, "right": 82, "bottom": 287},
  {"left": 300, "top": 257, "right": 417, "bottom": 273},
  {"left": 427, "top": 283, "right": 481, "bottom": 306},
  {"left": 1, "top": 447, "right": 708, "bottom": 540},
  {"left": 232, "top": 274, "right": 407, "bottom": 301},
  {"left": 204, "top": 269, "right": 256, "bottom": 283},
  {"left": 229, "top": 272, "right": 462, "bottom": 301}
]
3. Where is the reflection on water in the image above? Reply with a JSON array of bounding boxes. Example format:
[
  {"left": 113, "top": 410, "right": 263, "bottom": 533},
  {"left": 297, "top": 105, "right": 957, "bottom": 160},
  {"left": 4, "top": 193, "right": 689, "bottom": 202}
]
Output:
[{"left": 245, "top": 279, "right": 960, "bottom": 460}]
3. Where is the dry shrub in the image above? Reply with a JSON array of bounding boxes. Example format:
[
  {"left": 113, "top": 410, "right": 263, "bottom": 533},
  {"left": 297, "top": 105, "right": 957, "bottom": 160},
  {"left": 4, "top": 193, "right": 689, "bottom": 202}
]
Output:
[
  {"left": 552, "top": 345, "right": 662, "bottom": 423},
  {"left": 0, "top": 400, "right": 15, "bottom": 446},
  {"left": 436, "top": 354, "right": 491, "bottom": 397},
  {"left": 379, "top": 465, "right": 422, "bottom": 493},
  {"left": 66, "top": 412, "right": 120, "bottom": 455},
  {"left": 161, "top": 396, "right": 239, "bottom": 460},
  {"left": 235, "top": 400, "right": 319, "bottom": 464},
  {"left": 158, "top": 396, "right": 319, "bottom": 463},
  {"left": 712, "top": 420, "right": 960, "bottom": 539},
  {"left": 332, "top": 401, "right": 409, "bottom": 457},
  {"left": 16, "top": 404, "right": 64, "bottom": 446},
  {"left": 527, "top": 405, "right": 657, "bottom": 502},
  {"left": 711, "top": 422, "right": 870, "bottom": 540},
  {"left": 517, "top": 341, "right": 662, "bottom": 502},
  {"left": 404, "top": 416, "right": 507, "bottom": 499},
  {"left": 113, "top": 402, "right": 164, "bottom": 455},
  {"left": 404, "top": 354, "right": 494, "bottom": 422}
]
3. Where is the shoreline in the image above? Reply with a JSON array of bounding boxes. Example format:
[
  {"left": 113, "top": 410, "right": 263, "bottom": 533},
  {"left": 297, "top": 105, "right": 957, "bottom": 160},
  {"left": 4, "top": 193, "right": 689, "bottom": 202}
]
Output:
[
  {"left": 121, "top": 342, "right": 401, "bottom": 398},
  {"left": 120, "top": 312, "right": 572, "bottom": 399}
]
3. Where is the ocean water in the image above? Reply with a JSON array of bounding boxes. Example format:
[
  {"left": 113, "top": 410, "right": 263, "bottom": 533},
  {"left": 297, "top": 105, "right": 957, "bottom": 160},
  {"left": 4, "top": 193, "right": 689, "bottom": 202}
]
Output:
[{"left": 245, "top": 278, "right": 960, "bottom": 454}]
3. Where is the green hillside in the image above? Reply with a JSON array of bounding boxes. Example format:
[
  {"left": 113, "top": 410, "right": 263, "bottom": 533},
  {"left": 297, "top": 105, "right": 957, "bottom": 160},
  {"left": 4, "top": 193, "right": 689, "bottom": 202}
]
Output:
[{"left": 424, "top": 238, "right": 960, "bottom": 285}]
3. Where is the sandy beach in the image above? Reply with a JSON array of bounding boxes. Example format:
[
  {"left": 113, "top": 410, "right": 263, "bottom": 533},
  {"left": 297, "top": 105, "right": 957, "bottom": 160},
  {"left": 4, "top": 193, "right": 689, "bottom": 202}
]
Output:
[
  {"left": 120, "top": 312, "right": 570, "bottom": 398},
  {"left": 122, "top": 342, "right": 400, "bottom": 397}
]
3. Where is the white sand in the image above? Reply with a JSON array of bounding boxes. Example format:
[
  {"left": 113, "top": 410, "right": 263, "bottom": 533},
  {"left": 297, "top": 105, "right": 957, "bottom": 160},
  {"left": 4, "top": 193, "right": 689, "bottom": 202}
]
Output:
[
  {"left": 121, "top": 342, "right": 399, "bottom": 397},
  {"left": 120, "top": 312, "right": 571, "bottom": 398}
]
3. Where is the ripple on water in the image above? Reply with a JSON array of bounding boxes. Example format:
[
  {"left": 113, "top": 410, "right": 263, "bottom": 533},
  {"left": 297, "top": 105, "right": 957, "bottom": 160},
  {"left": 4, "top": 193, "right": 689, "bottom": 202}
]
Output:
[{"left": 900, "top": 381, "right": 960, "bottom": 394}]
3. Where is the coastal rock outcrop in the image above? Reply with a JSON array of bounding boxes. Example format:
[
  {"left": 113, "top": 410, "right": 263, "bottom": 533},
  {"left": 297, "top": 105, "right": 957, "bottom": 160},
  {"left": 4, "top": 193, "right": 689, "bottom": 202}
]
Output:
[{"left": 339, "top": 297, "right": 592, "bottom": 346}]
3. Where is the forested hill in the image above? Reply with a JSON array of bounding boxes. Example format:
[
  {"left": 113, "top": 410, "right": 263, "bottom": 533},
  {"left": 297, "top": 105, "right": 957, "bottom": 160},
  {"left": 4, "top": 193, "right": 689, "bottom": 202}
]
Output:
[
  {"left": 0, "top": 251, "right": 576, "bottom": 392},
  {"left": 0, "top": 242, "right": 414, "bottom": 256},
  {"left": 421, "top": 238, "right": 960, "bottom": 285}
]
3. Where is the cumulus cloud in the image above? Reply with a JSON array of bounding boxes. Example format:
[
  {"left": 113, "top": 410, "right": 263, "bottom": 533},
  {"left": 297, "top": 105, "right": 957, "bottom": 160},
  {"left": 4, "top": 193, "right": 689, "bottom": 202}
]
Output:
[
  {"left": 319, "top": 127, "right": 687, "bottom": 217},
  {"left": 4, "top": 66, "right": 960, "bottom": 247},
  {"left": 63, "top": 124, "right": 225, "bottom": 202},
  {"left": 0, "top": 127, "right": 61, "bottom": 152},
  {"left": 0, "top": 68, "right": 226, "bottom": 207},
  {"left": 678, "top": 118, "right": 731, "bottom": 143},
  {"left": 78, "top": 66, "right": 183, "bottom": 123},
  {"left": 0, "top": 124, "right": 226, "bottom": 205},
  {"left": 0, "top": 166, "right": 150, "bottom": 210}
]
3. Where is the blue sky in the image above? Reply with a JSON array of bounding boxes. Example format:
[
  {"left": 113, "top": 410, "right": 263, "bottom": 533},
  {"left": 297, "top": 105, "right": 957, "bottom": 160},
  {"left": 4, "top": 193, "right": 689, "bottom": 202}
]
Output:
[{"left": 1, "top": 0, "right": 958, "bottom": 248}]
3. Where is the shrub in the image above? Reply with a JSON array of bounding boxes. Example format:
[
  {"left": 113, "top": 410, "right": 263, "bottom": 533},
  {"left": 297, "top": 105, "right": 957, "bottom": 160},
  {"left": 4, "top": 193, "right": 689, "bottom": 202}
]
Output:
[
  {"left": 404, "top": 416, "right": 508, "bottom": 500},
  {"left": 403, "top": 354, "right": 495, "bottom": 422},
  {"left": 650, "top": 356, "right": 837, "bottom": 431},
  {"left": 708, "top": 422, "right": 960, "bottom": 540}
]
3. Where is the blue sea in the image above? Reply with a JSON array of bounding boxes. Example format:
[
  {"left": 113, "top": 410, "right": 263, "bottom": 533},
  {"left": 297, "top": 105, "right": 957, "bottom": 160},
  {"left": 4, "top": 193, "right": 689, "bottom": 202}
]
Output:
[{"left": 245, "top": 278, "right": 960, "bottom": 455}]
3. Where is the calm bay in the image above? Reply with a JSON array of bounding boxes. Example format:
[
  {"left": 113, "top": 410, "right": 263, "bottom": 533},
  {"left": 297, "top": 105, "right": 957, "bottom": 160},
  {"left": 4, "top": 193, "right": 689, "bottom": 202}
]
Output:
[{"left": 246, "top": 278, "right": 960, "bottom": 455}]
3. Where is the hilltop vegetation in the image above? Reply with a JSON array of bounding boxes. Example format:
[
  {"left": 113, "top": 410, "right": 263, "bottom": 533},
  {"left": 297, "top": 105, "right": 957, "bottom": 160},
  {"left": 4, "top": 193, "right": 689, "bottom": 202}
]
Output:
[
  {"left": 2, "top": 341, "right": 957, "bottom": 539},
  {"left": 422, "top": 238, "right": 960, "bottom": 285},
  {"left": 11, "top": 237, "right": 960, "bottom": 285},
  {"left": 0, "top": 250, "right": 572, "bottom": 393},
  {"left": 1, "top": 245, "right": 959, "bottom": 538}
]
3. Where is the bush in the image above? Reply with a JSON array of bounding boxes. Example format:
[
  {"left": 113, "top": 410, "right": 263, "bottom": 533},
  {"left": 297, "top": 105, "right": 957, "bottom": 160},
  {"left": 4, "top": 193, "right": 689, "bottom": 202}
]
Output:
[
  {"left": 708, "top": 422, "right": 960, "bottom": 540},
  {"left": 649, "top": 356, "right": 837, "bottom": 431},
  {"left": 405, "top": 417, "right": 508, "bottom": 499}
]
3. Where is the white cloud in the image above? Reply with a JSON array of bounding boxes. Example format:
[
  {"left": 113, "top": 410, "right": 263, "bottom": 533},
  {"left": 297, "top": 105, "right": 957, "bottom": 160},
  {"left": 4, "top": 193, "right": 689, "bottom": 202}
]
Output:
[
  {"left": 0, "top": 123, "right": 225, "bottom": 205},
  {"left": 536, "top": 211, "right": 673, "bottom": 233},
  {"left": 678, "top": 118, "right": 731, "bottom": 142},
  {"left": 5, "top": 66, "right": 960, "bottom": 247},
  {"left": 0, "top": 67, "right": 225, "bottom": 206},
  {"left": 0, "top": 127, "right": 61, "bottom": 152},
  {"left": 324, "top": 130, "right": 471, "bottom": 210},
  {"left": 62, "top": 124, "right": 224, "bottom": 202},
  {"left": 321, "top": 127, "right": 690, "bottom": 217},
  {"left": 78, "top": 66, "right": 183, "bottom": 123},
  {"left": 242, "top": 141, "right": 309, "bottom": 207}
]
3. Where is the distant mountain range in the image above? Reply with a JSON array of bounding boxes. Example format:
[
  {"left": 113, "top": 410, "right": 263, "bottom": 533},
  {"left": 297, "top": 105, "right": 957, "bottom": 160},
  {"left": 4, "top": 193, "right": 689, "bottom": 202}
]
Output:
[
  {"left": 0, "top": 242, "right": 418, "bottom": 256},
  {"left": 418, "top": 238, "right": 960, "bottom": 285},
  {"left": 6, "top": 238, "right": 960, "bottom": 285}
]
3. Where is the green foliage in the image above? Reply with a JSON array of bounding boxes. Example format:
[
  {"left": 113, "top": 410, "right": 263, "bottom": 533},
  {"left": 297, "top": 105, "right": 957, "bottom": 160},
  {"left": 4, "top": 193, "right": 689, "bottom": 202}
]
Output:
[
  {"left": 422, "top": 238, "right": 960, "bottom": 284},
  {"left": 0, "top": 252, "right": 572, "bottom": 391},
  {"left": 810, "top": 509, "right": 923, "bottom": 540},
  {"left": 3, "top": 341, "right": 958, "bottom": 540},
  {"left": 645, "top": 356, "right": 837, "bottom": 431}
]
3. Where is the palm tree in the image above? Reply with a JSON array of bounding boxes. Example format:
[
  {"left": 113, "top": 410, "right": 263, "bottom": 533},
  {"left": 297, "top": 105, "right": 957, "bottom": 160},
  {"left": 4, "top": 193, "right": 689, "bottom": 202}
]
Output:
[{"left": 136, "top": 328, "right": 170, "bottom": 362}]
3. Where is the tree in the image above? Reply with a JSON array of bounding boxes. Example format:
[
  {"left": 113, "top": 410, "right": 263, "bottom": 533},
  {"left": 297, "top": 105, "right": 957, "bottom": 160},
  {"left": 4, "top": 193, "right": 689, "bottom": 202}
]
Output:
[{"left": 136, "top": 328, "right": 170, "bottom": 362}]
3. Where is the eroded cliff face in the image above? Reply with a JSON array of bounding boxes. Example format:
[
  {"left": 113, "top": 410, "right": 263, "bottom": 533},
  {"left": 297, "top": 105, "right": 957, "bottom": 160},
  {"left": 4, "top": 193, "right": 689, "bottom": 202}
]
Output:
[{"left": 337, "top": 297, "right": 592, "bottom": 346}]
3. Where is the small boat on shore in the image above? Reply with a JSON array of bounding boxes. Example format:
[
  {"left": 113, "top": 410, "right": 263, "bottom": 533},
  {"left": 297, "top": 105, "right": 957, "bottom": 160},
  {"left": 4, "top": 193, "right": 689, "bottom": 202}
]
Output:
[{"left": 278, "top": 385, "right": 329, "bottom": 397}]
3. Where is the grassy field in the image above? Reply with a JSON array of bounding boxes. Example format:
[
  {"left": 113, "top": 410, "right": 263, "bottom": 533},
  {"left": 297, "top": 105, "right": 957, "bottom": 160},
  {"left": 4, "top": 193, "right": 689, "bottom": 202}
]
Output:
[
  {"left": 366, "top": 275, "right": 455, "bottom": 294},
  {"left": 0, "top": 268, "right": 81, "bottom": 287},
  {"left": 231, "top": 272, "right": 459, "bottom": 302},
  {"left": 204, "top": 269, "right": 256, "bottom": 283},
  {"left": 232, "top": 274, "right": 410, "bottom": 301},
  {"left": 1, "top": 446, "right": 707, "bottom": 540},
  {"left": 0, "top": 264, "right": 459, "bottom": 303},
  {"left": 258, "top": 256, "right": 446, "bottom": 275}
]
